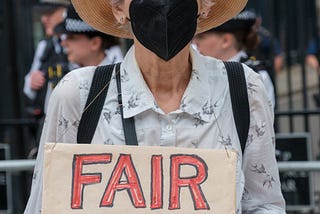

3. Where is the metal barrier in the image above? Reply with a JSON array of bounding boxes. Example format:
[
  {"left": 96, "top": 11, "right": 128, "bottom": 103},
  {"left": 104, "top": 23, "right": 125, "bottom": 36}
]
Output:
[
  {"left": 1, "top": 160, "right": 319, "bottom": 212},
  {"left": 0, "top": 160, "right": 35, "bottom": 172},
  {"left": 1, "top": 160, "right": 320, "bottom": 172},
  {"left": 278, "top": 161, "right": 320, "bottom": 172}
]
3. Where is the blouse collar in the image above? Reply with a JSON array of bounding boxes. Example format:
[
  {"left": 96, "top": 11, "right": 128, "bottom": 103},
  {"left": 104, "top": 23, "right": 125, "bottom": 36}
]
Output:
[{"left": 120, "top": 46, "right": 228, "bottom": 123}]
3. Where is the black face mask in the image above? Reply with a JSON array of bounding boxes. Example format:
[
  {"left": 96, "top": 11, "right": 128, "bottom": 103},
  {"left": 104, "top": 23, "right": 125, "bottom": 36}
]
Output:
[{"left": 129, "top": 0, "right": 198, "bottom": 61}]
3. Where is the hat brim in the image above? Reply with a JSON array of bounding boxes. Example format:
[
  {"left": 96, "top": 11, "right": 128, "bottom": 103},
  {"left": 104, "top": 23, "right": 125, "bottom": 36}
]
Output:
[
  {"left": 71, "top": 0, "right": 248, "bottom": 39},
  {"left": 33, "top": 4, "right": 62, "bottom": 14},
  {"left": 209, "top": 19, "right": 256, "bottom": 33}
]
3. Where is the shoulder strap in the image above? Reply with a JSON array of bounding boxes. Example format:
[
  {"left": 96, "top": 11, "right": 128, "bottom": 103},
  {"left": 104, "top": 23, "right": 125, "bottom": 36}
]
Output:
[
  {"left": 78, "top": 61, "right": 249, "bottom": 149},
  {"left": 77, "top": 63, "right": 138, "bottom": 145},
  {"left": 223, "top": 61, "right": 250, "bottom": 154},
  {"left": 115, "top": 66, "right": 138, "bottom": 146},
  {"left": 77, "top": 64, "right": 116, "bottom": 144}
]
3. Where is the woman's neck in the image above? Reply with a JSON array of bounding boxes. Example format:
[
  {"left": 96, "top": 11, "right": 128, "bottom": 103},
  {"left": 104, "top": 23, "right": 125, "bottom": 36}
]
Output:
[{"left": 134, "top": 40, "right": 192, "bottom": 113}]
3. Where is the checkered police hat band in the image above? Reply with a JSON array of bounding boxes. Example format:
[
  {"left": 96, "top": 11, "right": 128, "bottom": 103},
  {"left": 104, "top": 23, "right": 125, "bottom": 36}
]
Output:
[{"left": 65, "top": 19, "right": 97, "bottom": 32}]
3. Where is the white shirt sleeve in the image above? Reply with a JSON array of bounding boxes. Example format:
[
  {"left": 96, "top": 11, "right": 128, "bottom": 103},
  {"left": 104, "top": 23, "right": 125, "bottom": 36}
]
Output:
[
  {"left": 23, "top": 70, "right": 83, "bottom": 214},
  {"left": 257, "top": 70, "right": 275, "bottom": 109},
  {"left": 23, "top": 40, "right": 47, "bottom": 100},
  {"left": 241, "top": 67, "right": 285, "bottom": 213}
]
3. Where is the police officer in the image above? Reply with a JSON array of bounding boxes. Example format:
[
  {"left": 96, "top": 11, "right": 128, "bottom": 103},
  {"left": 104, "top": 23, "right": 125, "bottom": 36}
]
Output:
[
  {"left": 24, "top": 0, "right": 71, "bottom": 118},
  {"left": 23, "top": 0, "right": 71, "bottom": 158},
  {"left": 54, "top": 4, "right": 123, "bottom": 67},
  {"left": 193, "top": 10, "right": 275, "bottom": 108}
]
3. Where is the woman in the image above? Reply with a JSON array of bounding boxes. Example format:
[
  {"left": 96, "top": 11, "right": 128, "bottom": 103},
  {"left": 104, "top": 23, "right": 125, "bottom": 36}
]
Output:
[
  {"left": 193, "top": 10, "right": 276, "bottom": 108},
  {"left": 55, "top": 4, "right": 123, "bottom": 67},
  {"left": 24, "top": 0, "right": 285, "bottom": 213}
]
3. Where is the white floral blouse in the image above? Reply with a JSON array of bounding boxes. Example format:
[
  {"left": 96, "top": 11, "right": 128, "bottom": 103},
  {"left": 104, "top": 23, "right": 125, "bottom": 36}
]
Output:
[{"left": 24, "top": 46, "right": 285, "bottom": 214}]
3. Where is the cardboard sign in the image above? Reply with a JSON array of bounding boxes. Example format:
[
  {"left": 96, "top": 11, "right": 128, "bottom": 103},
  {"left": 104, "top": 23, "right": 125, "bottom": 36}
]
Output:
[{"left": 42, "top": 143, "right": 237, "bottom": 213}]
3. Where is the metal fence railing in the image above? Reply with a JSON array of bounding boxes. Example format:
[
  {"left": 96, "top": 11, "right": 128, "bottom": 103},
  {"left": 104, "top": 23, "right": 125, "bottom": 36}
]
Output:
[
  {"left": 0, "top": 159, "right": 35, "bottom": 172},
  {"left": 1, "top": 159, "right": 319, "bottom": 213},
  {"left": 1, "top": 159, "right": 320, "bottom": 172}
]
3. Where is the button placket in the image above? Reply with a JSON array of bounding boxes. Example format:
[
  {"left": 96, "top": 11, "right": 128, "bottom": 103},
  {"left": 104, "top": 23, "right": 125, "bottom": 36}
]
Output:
[
  {"left": 160, "top": 115, "right": 176, "bottom": 146},
  {"left": 166, "top": 124, "right": 173, "bottom": 131}
]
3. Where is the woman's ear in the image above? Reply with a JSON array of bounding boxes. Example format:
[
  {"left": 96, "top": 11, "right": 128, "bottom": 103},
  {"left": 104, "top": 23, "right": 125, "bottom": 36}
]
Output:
[
  {"left": 222, "top": 33, "right": 233, "bottom": 49},
  {"left": 111, "top": 4, "right": 126, "bottom": 24},
  {"left": 198, "top": 0, "right": 214, "bottom": 18},
  {"left": 90, "top": 36, "right": 103, "bottom": 51}
]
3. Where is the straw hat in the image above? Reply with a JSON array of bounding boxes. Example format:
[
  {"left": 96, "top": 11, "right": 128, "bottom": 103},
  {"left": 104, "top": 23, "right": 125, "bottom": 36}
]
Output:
[{"left": 71, "top": 0, "right": 248, "bottom": 39}]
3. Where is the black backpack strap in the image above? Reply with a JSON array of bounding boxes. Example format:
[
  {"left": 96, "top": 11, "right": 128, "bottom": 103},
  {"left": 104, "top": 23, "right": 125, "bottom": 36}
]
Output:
[
  {"left": 115, "top": 65, "right": 138, "bottom": 146},
  {"left": 224, "top": 61, "right": 250, "bottom": 154},
  {"left": 77, "top": 63, "right": 117, "bottom": 144}
]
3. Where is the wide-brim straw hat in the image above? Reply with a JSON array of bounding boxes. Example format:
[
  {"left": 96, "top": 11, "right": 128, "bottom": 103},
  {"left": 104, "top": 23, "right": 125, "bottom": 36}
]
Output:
[{"left": 71, "top": 0, "right": 248, "bottom": 39}]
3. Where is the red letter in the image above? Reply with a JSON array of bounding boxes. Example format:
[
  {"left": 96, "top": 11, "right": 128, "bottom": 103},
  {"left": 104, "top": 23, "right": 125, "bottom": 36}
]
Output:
[
  {"left": 100, "top": 154, "right": 146, "bottom": 208},
  {"left": 169, "top": 154, "right": 209, "bottom": 210},
  {"left": 71, "top": 154, "right": 112, "bottom": 209},
  {"left": 150, "top": 155, "right": 163, "bottom": 209}
]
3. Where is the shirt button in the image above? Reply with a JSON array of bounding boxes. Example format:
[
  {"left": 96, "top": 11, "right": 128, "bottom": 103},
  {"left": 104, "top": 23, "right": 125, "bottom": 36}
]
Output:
[{"left": 166, "top": 124, "right": 173, "bottom": 131}]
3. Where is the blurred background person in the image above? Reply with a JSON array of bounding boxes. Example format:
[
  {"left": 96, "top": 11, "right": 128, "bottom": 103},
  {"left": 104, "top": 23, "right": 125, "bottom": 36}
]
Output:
[
  {"left": 23, "top": 0, "right": 70, "bottom": 158},
  {"left": 24, "top": 0, "right": 70, "bottom": 118},
  {"left": 305, "top": 36, "right": 320, "bottom": 107},
  {"left": 193, "top": 10, "right": 275, "bottom": 109},
  {"left": 305, "top": 37, "right": 319, "bottom": 71},
  {"left": 253, "top": 14, "right": 284, "bottom": 75},
  {"left": 55, "top": 4, "right": 123, "bottom": 67}
]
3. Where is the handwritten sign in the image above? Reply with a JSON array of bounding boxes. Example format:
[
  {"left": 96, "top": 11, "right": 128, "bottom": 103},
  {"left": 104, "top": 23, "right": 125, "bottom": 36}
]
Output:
[{"left": 42, "top": 143, "right": 237, "bottom": 213}]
